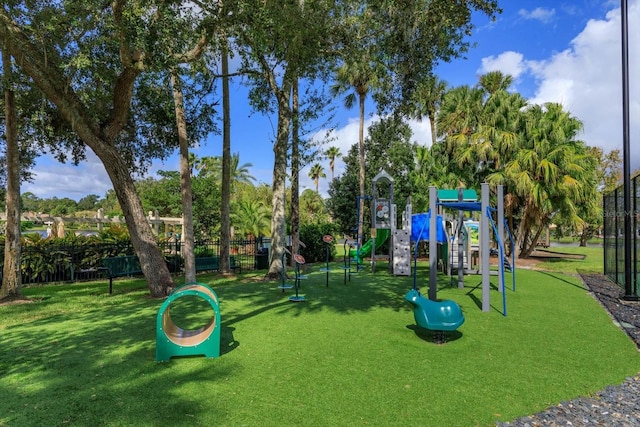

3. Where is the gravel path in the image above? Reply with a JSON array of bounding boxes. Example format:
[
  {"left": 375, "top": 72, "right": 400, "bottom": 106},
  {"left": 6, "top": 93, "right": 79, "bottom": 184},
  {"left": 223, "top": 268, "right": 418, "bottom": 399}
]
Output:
[{"left": 497, "top": 272, "right": 640, "bottom": 427}]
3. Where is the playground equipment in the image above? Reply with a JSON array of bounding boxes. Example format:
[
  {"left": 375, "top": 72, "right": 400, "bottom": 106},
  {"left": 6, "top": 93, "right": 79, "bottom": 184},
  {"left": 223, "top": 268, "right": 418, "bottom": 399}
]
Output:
[
  {"left": 350, "top": 170, "right": 395, "bottom": 273},
  {"left": 278, "top": 249, "right": 294, "bottom": 292},
  {"left": 447, "top": 219, "right": 472, "bottom": 273},
  {"left": 350, "top": 228, "right": 390, "bottom": 264},
  {"left": 289, "top": 254, "right": 306, "bottom": 302},
  {"left": 156, "top": 282, "right": 221, "bottom": 362},
  {"left": 405, "top": 288, "right": 465, "bottom": 343},
  {"left": 428, "top": 184, "right": 515, "bottom": 315},
  {"left": 279, "top": 241, "right": 308, "bottom": 293},
  {"left": 437, "top": 188, "right": 480, "bottom": 277},
  {"left": 392, "top": 200, "right": 412, "bottom": 276},
  {"left": 370, "top": 170, "right": 393, "bottom": 273},
  {"left": 403, "top": 184, "right": 514, "bottom": 315},
  {"left": 340, "top": 238, "right": 359, "bottom": 284},
  {"left": 319, "top": 235, "right": 334, "bottom": 287},
  {"left": 349, "top": 228, "right": 391, "bottom": 264},
  {"left": 404, "top": 233, "right": 464, "bottom": 343}
]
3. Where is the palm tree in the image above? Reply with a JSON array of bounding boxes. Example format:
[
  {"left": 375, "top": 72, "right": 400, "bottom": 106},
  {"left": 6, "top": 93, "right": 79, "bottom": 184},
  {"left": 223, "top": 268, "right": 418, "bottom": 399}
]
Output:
[
  {"left": 188, "top": 153, "right": 200, "bottom": 175},
  {"left": 194, "top": 155, "right": 214, "bottom": 176},
  {"left": 477, "top": 70, "right": 514, "bottom": 95},
  {"left": 498, "top": 102, "right": 594, "bottom": 257},
  {"left": 229, "top": 153, "right": 255, "bottom": 186},
  {"left": 196, "top": 153, "right": 255, "bottom": 188},
  {"left": 330, "top": 58, "right": 379, "bottom": 249},
  {"left": 300, "top": 188, "right": 329, "bottom": 223},
  {"left": 325, "top": 146, "right": 342, "bottom": 181},
  {"left": 308, "top": 163, "right": 326, "bottom": 193},
  {"left": 436, "top": 74, "right": 525, "bottom": 188},
  {"left": 437, "top": 85, "right": 484, "bottom": 146},
  {"left": 231, "top": 198, "right": 271, "bottom": 239},
  {"left": 435, "top": 85, "right": 485, "bottom": 185},
  {"left": 411, "top": 75, "right": 448, "bottom": 145},
  {"left": 437, "top": 75, "right": 525, "bottom": 244},
  {"left": 220, "top": 37, "right": 232, "bottom": 274},
  {"left": 169, "top": 69, "right": 196, "bottom": 282}
]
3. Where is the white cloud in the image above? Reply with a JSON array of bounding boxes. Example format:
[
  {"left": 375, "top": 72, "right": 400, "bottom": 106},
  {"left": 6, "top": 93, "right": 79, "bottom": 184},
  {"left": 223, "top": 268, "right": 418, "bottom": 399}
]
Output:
[
  {"left": 304, "top": 116, "right": 432, "bottom": 197},
  {"left": 528, "top": 2, "right": 640, "bottom": 170},
  {"left": 23, "top": 152, "right": 112, "bottom": 201},
  {"left": 409, "top": 119, "right": 432, "bottom": 147},
  {"left": 301, "top": 116, "right": 375, "bottom": 196},
  {"left": 518, "top": 7, "right": 556, "bottom": 24},
  {"left": 479, "top": 51, "right": 528, "bottom": 81}
]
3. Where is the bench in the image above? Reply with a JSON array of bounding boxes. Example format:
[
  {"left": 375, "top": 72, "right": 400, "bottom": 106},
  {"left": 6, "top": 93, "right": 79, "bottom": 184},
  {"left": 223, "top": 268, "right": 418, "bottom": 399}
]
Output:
[
  {"left": 102, "top": 255, "right": 143, "bottom": 294},
  {"left": 194, "top": 256, "right": 242, "bottom": 274}
]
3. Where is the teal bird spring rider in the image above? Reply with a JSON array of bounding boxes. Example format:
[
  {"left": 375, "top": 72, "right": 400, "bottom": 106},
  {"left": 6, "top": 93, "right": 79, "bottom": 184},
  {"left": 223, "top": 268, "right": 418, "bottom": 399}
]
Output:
[
  {"left": 405, "top": 288, "right": 464, "bottom": 343},
  {"left": 405, "top": 225, "right": 465, "bottom": 343}
]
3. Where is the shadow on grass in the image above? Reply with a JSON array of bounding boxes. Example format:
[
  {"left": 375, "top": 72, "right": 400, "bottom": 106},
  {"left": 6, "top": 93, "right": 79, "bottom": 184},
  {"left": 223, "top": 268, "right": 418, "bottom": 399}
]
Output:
[
  {"left": 196, "top": 263, "right": 415, "bottom": 321},
  {"left": 220, "top": 325, "right": 238, "bottom": 355},
  {"left": 538, "top": 270, "right": 587, "bottom": 290},
  {"left": 461, "top": 275, "right": 504, "bottom": 315},
  {"left": 0, "top": 290, "right": 237, "bottom": 425},
  {"left": 405, "top": 324, "right": 464, "bottom": 344}
]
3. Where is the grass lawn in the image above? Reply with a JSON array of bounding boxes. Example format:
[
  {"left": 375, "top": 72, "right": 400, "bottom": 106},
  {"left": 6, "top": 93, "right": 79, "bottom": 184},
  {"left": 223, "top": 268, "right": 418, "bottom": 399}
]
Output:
[
  {"left": 1, "top": 250, "right": 639, "bottom": 426},
  {"left": 530, "top": 245, "right": 603, "bottom": 275}
]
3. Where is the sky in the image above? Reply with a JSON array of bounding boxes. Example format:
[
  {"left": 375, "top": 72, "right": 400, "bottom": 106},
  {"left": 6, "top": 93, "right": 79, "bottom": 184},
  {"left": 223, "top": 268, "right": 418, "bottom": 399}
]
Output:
[{"left": 20, "top": 0, "right": 640, "bottom": 201}]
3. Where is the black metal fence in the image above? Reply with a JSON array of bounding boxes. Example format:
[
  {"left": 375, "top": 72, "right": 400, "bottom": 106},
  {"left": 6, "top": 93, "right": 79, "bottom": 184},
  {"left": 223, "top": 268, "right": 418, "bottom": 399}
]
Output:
[
  {"left": 603, "top": 175, "right": 639, "bottom": 296},
  {"left": 0, "top": 237, "right": 270, "bottom": 286}
]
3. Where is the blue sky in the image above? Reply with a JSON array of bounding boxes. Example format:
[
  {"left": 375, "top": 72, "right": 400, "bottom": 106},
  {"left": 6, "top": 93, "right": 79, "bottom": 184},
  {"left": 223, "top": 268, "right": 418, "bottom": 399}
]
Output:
[{"left": 22, "top": 0, "right": 639, "bottom": 201}]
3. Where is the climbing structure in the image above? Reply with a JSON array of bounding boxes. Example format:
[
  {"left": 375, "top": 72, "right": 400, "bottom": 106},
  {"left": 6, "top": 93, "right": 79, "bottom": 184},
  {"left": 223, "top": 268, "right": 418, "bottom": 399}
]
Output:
[
  {"left": 392, "top": 200, "right": 412, "bottom": 276},
  {"left": 156, "top": 282, "right": 221, "bottom": 362}
]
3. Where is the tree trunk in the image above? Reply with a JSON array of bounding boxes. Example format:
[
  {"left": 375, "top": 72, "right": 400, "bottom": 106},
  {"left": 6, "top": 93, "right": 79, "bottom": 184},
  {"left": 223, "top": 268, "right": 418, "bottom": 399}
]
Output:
[
  {"left": 579, "top": 226, "right": 590, "bottom": 247},
  {"left": 429, "top": 116, "right": 437, "bottom": 145},
  {"left": 267, "top": 86, "right": 292, "bottom": 280},
  {"left": 506, "top": 194, "right": 515, "bottom": 257},
  {"left": 100, "top": 146, "right": 174, "bottom": 297},
  {"left": 1, "top": 12, "right": 174, "bottom": 298},
  {"left": 357, "top": 92, "right": 366, "bottom": 250},
  {"left": 521, "top": 225, "right": 545, "bottom": 258},
  {"left": 516, "top": 199, "right": 547, "bottom": 259},
  {"left": 220, "top": 38, "right": 232, "bottom": 274},
  {"left": 514, "top": 199, "right": 531, "bottom": 259},
  {"left": 1, "top": 50, "right": 22, "bottom": 300},
  {"left": 290, "top": 76, "right": 300, "bottom": 267},
  {"left": 170, "top": 70, "right": 196, "bottom": 283}
]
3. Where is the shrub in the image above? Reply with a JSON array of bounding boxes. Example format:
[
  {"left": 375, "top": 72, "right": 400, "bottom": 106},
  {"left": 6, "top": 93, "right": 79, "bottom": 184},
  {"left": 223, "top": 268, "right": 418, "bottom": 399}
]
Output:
[
  {"left": 194, "top": 246, "right": 215, "bottom": 257},
  {"left": 20, "top": 221, "right": 36, "bottom": 232},
  {"left": 164, "top": 254, "right": 184, "bottom": 273},
  {"left": 299, "top": 222, "right": 338, "bottom": 263}
]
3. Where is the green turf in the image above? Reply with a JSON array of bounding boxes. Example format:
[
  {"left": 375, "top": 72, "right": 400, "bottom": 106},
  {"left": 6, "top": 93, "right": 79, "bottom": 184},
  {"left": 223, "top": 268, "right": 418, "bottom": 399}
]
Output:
[
  {"left": 1, "top": 260, "right": 638, "bottom": 426},
  {"left": 530, "top": 245, "right": 604, "bottom": 274}
]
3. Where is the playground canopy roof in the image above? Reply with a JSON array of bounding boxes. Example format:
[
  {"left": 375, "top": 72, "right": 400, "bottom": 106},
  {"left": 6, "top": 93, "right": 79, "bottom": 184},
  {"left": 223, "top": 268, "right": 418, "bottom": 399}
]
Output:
[
  {"left": 437, "top": 189, "right": 478, "bottom": 202},
  {"left": 437, "top": 201, "right": 482, "bottom": 212},
  {"left": 411, "top": 212, "right": 448, "bottom": 243}
]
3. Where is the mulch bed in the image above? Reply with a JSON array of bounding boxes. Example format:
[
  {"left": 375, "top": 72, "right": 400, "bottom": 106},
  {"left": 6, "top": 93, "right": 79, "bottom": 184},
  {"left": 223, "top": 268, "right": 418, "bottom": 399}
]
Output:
[
  {"left": 579, "top": 271, "right": 640, "bottom": 349},
  {"left": 531, "top": 249, "right": 587, "bottom": 260}
]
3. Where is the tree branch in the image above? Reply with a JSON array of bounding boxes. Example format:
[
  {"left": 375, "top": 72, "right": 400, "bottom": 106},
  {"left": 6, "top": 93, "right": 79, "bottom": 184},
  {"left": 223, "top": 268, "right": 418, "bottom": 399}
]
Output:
[{"left": 0, "top": 11, "right": 98, "bottom": 141}]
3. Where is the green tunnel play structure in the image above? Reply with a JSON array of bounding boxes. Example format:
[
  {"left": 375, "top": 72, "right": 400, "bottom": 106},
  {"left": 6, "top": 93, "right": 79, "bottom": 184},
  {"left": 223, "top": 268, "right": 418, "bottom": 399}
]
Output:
[{"left": 155, "top": 282, "right": 221, "bottom": 362}]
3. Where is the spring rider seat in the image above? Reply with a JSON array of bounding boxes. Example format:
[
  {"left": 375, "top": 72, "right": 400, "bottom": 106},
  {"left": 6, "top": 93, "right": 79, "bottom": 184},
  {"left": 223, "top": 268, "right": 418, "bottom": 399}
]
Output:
[{"left": 405, "top": 288, "right": 464, "bottom": 343}]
